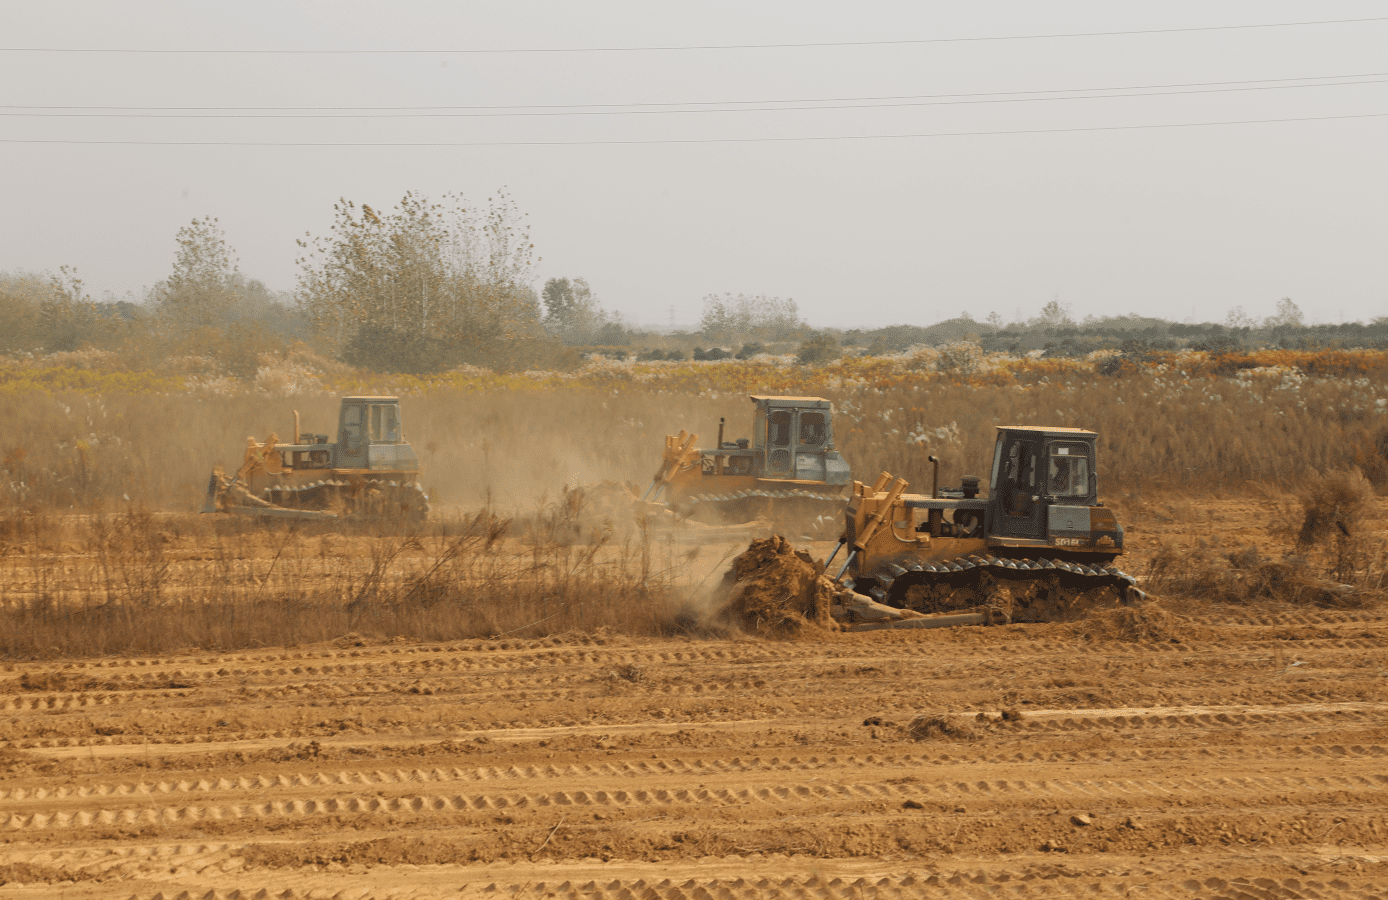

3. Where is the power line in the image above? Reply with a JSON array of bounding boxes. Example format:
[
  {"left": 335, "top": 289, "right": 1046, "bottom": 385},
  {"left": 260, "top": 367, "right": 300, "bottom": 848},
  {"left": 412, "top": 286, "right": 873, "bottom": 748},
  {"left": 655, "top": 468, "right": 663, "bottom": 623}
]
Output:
[
  {"left": 8, "top": 70, "right": 1385, "bottom": 112},
  {"left": 2, "top": 17, "right": 1386, "bottom": 55},
  {"left": 6, "top": 75, "right": 1387, "bottom": 120},
  {"left": 3, "top": 111, "right": 1384, "bottom": 147}
]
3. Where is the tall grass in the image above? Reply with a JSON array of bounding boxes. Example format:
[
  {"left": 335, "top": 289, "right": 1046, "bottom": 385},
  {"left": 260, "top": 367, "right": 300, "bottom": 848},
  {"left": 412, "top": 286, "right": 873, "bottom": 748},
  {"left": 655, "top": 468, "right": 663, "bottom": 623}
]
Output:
[
  {"left": 1, "top": 348, "right": 1384, "bottom": 515},
  {"left": 0, "top": 507, "right": 687, "bottom": 660}
]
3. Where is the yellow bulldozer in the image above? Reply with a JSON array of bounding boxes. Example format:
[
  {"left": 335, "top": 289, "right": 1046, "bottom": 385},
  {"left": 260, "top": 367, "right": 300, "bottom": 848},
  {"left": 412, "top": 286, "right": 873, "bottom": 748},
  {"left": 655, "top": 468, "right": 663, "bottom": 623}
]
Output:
[
  {"left": 203, "top": 395, "right": 429, "bottom": 523},
  {"left": 824, "top": 424, "right": 1141, "bottom": 623},
  {"left": 646, "top": 395, "right": 852, "bottom": 536}
]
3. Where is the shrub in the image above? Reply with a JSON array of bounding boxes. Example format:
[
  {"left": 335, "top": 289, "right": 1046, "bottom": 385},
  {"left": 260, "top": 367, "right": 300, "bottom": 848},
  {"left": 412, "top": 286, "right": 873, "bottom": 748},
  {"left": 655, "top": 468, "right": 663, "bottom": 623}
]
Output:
[
  {"left": 795, "top": 334, "right": 840, "bottom": 366},
  {"left": 1355, "top": 424, "right": 1388, "bottom": 489},
  {"left": 934, "top": 341, "right": 985, "bottom": 376},
  {"left": 1297, "top": 469, "right": 1373, "bottom": 547}
]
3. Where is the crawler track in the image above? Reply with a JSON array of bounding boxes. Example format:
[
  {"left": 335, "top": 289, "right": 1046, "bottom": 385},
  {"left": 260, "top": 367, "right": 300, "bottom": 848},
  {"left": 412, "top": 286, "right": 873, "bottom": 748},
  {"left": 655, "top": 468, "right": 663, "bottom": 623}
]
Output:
[
  {"left": 262, "top": 479, "right": 430, "bottom": 520},
  {"left": 677, "top": 488, "right": 846, "bottom": 537},
  {"left": 853, "top": 553, "right": 1142, "bottom": 618}
]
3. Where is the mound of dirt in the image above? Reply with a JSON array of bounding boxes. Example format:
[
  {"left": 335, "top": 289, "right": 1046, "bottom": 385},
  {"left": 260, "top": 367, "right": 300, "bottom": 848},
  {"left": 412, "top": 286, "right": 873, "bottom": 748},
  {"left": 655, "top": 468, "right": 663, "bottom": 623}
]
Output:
[
  {"left": 906, "top": 714, "right": 980, "bottom": 741},
  {"left": 717, "top": 535, "right": 839, "bottom": 636}
]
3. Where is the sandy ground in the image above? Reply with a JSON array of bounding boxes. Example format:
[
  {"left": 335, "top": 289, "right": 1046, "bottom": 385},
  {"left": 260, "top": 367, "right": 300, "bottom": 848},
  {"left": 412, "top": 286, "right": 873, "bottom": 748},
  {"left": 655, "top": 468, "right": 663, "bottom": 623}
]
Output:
[{"left": 1, "top": 497, "right": 1387, "bottom": 899}]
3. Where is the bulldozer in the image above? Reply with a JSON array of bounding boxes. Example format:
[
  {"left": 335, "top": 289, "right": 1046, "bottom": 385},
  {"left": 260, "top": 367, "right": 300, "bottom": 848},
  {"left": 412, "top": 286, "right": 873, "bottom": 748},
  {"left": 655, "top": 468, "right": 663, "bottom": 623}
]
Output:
[
  {"left": 203, "top": 395, "right": 429, "bottom": 523},
  {"left": 825, "top": 424, "right": 1141, "bottom": 622},
  {"left": 647, "top": 395, "right": 851, "bottom": 535}
]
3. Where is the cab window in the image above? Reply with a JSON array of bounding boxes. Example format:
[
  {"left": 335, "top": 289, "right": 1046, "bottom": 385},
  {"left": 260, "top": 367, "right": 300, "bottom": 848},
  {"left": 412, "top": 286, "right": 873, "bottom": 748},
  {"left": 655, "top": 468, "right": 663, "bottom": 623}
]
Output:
[
  {"left": 769, "top": 410, "right": 792, "bottom": 447},
  {"left": 1046, "top": 442, "right": 1090, "bottom": 498},
  {"left": 1003, "top": 438, "right": 1039, "bottom": 516},
  {"left": 798, "top": 412, "right": 826, "bottom": 446}
]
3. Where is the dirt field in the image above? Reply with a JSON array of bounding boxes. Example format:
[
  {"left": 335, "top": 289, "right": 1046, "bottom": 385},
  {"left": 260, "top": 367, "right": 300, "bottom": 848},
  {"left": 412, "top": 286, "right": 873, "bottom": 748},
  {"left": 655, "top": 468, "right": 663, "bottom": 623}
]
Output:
[{"left": 1, "top": 500, "right": 1387, "bottom": 899}]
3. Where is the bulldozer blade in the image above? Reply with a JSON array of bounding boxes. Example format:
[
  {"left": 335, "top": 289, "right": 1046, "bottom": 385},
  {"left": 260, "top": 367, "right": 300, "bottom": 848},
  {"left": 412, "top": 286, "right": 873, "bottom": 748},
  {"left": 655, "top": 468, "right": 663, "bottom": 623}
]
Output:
[
  {"left": 201, "top": 472, "right": 219, "bottom": 514},
  {"left": 223, "top": 505, "right": 340, "bottom": 522},
  {"left": 849, "top": 609, "right": 1011, "bottom": 632}
]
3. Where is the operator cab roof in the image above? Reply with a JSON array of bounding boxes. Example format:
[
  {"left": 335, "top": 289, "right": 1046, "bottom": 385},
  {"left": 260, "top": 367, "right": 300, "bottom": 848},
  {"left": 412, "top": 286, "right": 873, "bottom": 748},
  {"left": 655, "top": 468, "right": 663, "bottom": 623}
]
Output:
[
  {"left": 750, "top": 395, "right": 832, "bottom": 408},
  {"left": 343, "top": 396, "right": 400, "bottom": 402},
  {"left": 997, "top": 425, "right": 1098, "bottom": 438}
]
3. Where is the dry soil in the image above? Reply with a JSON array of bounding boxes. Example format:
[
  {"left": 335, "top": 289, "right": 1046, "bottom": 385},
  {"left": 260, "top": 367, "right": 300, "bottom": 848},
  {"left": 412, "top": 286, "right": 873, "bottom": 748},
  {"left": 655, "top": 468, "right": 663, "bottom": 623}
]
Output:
[{"left": 1, "top": 497, "right": 1386, "bottom": 899}]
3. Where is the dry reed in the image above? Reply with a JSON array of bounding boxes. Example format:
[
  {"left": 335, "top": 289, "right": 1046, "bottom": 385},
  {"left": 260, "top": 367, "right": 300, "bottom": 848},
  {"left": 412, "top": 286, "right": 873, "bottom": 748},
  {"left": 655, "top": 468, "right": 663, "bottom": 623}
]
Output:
[
  {"left": 2, "top": 365, "right": 1385, "bottom": 518},
  {"left": 0, "top": 506, "right": 687, "bottom": 660}
]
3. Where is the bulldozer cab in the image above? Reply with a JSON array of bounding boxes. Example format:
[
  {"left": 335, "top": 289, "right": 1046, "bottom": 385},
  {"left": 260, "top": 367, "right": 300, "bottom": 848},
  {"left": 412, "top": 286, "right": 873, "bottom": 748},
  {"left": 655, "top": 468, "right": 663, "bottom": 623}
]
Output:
[
  {"left": 337, "top": 396, "right": 403, "bottom": 469},
  {"left": 988, "top": 426, "right": 1097, "bottom": 539},
  {"left": 751, "top": 396, "right": 834, "bottom": 480}
]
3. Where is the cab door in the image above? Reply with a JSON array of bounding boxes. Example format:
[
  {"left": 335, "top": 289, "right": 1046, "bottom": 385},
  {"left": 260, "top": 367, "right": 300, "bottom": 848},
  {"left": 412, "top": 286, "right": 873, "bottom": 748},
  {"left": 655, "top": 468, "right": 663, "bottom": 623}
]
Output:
[
  {"left": 337, "top": 402, "right": 368, "bottom": 469},
  {"left": 993, "top": 433, "right": 1045, "bottom": 538},
  {"left": 764, "top": 408, "right": 794, "bottom": 476},
  {"left": 793, "top": 410, "right": 828, "bottom": 481}
]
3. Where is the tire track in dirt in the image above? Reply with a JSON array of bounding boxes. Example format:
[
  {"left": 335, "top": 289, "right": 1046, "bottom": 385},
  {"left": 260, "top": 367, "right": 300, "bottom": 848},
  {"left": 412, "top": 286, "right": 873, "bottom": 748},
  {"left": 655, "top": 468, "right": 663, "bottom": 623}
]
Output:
[
  {"left": 81, "top": 870, "right": 1388, "bottom": 900},
  {"left": 5, "top": 741, "right": 1387, "bottom": 802},
  {"left": 6, "top": 769, "right": 1386, "bottom": 831},
  {"left": 2, "top": 594, "right": 1385, "bottom": 898},
  {"left": 7, "top": 632, "right": 1379, "bottom": 707},
  {"left": 10, "top": 838, "right": 1388, "bottom": 898},
  {"left": 9, "top": 699, "right": 1386, "bottom": 754}
]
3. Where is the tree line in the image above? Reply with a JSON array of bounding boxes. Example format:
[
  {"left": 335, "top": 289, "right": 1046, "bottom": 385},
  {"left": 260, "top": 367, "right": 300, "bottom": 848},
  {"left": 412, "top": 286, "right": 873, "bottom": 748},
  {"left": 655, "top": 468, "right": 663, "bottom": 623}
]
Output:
[{"left": 3, "top": 191, "right": 1384, "bottom": 376}]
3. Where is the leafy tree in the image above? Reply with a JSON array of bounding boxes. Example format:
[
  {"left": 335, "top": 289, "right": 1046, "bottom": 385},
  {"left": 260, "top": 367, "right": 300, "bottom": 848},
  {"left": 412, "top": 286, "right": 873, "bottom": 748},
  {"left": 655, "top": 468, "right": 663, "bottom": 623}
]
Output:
[
  {"left": 39, "top": 267, "right": 103, "bottom": 352},
  {"left": 700, "top": 293, "right": 803, "bottom": 343},
  {"left": 541, "top": 276, "right": 620, "bottom": 343},
  {"left": 1225, "top": 306, "right": 1256, "bottom": 329},
  {"left": 1032, "top": 299, "right": 1076, "bottom": 330},
  {"left": 154, "top": 216, "right": 241, "bottom": 331},
  {"left": 296, "top": 191, "right": 546, "bottom": 371},
  {"left": 1267, "top": 297, "right": 1305, "bottom": 328},
  {"left": 795, "top": 333, "right": 840, "bottom": 366},
  {"left": 0, "top": 271, "right": 44, "bottom": 351}
]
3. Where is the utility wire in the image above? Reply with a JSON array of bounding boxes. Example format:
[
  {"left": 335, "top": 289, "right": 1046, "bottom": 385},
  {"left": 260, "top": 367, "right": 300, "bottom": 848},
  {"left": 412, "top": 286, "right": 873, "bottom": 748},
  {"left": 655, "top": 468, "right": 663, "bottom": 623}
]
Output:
[
  {"left": 6, "top": 70, "right": 1385, "bottom": 113},
  {"left": 3, "top": 111, "right": 1384, "bottom": 146},
  {"left": 2, "top": 17, "right": 1386, "bottom": 54},
  {"left": 6, "top": 76, "right": 1386, "bottom": 119}
]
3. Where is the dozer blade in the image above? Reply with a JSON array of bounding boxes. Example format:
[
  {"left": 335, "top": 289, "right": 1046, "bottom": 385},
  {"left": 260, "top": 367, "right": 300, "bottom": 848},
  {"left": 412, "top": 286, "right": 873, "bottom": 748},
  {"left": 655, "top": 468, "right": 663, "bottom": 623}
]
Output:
[
  {"left": 222, "top": 505, "right": 341, "bottom": 521},
  {"left": 201, "top": 469, "right": 220, "bottom": 514},
  {"left": 849, "top": 609, "right": 1011, "bottom": 632}
]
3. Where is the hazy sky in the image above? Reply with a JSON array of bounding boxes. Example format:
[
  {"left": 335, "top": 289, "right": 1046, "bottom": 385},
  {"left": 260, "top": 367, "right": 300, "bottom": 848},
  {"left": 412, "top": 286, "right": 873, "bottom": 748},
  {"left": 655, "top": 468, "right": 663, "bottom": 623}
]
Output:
[{"left": 2, "top": 2, "right": 1385, "bottom": 330}]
